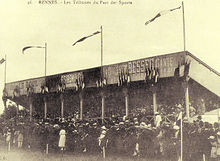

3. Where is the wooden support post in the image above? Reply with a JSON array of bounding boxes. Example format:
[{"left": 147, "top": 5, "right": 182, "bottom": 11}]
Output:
[
  {"left": 44, "top": 96, "right": 47, "bottom": 119},
  {"left": 103, "top": 146, "right": 106, "bottom": 159},
  {"left": 153, "top": 92, "right": 157, "bottom": 115},
  {"left": 123, "top": 87, "right": 129, "bottom": 117},
  {"left": 60, "top": 93, "right": 64, "bottom": 119},
  {"left": 16, "top": 103, "right": 19, "bottom": 115},
  {"left": 79, "top": 92, "right": 83, "bottom": 120},
  {"left": 101, "top": 90, "right": 105, "bottom": 124},
  {"left": 46, "top": 143, "right": 49, "bottom": 154},
  {"left": 29, "top": 97, "right": 33, "bottom": 122},
  {"left": 183, "top": 77, "right": 190, "bottom": 120},
  {"left": 150, "top": 85, "right": 157, "bottom": 115},
  {"left": 2, "top": 97, "right": 7, "bottom": 112}
]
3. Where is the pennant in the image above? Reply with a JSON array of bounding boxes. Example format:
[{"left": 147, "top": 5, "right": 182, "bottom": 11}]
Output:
[
  {"left": 122, "top": 70, "right": 126, "bottom": 84},
  {"left": 118, "top": 74, "right": 121, "bottom": 86},
  {"left": 99, "top": 79, "right": 102, "bottom": 87},
  {"left": 82, "top": 82, "right": 85, "bottom": 89},
  {"left": 0, "top": 58, "right": 5, "bottom": 64},
  {"left": 152, "top": 67, "right": 156, "bottom": 78},
  {"left": 148, "top": 67, "right": 152, "bottom": 80},
  {"left": 120, "top": 70, "right": 123, "bottom": 83},
  {"left": 127, "top": 73, "right": 130, "bottom": 83},
  {"left": 145, "top": 68, "right": 148, "bottom": 82},
  {"left": 103, "top": 78, "right": 107, "bottom": 85},
  {"left": 75, "top": 79, "right": 79, "bottom": 91},
  {"left": 96, "top": 80, "right": 100, "bottom": 87},
  {"left": 145, "top": 6, "right": 181, "bottom": 25},
  {"left": 22, "top": 46, "right": 45, "bottom": 54},
  {"left": 72, "top": 31, "right": 100, "bottom": 46},
  {"left": 154, "top": 68, "right": 159, "bottom": 83},
  {"left": 179, "top": 65, "right": 185, "bottom": 77},
  {"left": 184, "top": 62, "right": 190, "bottom": 76}
]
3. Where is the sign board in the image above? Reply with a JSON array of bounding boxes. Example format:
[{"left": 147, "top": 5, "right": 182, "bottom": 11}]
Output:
[
  {"left": 103, "top": 52, "right": 185, "bottom": 84},
  {"left": 61, "top": 72, "right": 83, "bottom": 89},
  {"left": 5, "top": 77, "right": 45, "bottom": 97}
]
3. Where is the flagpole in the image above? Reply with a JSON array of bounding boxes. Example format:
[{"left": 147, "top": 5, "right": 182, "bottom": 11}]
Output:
[
  {"left": 180, "top": 112, "right": 183, "bottom": 161},
  {"left": 101, "top": 26, "right": 103, "bottom": 75},
  {"left": 182, "top": 1, "right": 186, "bottom": 51},
  {"left": 182, "top": 3, "right": 187, "bottom": 161},
  {"left": 45, "top": 43, "right": 47, "bottom": 77},
  {"left": 4, "top": 54, "right": 6, "bottom": 86},
  {"left": 101, "top": 25, "right": 104, "bottom": 124}
]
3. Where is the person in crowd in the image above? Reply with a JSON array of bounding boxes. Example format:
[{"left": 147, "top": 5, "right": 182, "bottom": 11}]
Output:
[
  {"left": 216, "top": 132, "right": 220, "bottom": 160},
  {"left": 98, "top": 126, "right": 108, "bottom": 158},
  {"left": 13, "top": 130, "right": 19, "bottom": 147},
  {"left": 17, "top": 131, "right": 24, "bottom": 148},
  {"left": 5, "top": 128, "right": 11, "bottom": 151},
  {"left": 155, "top": 112, "right": 162, "bottom": 128},
  {"left": 58, "top": 126, "right": 66, "bottom": 151},
  {"left": 2, "top": 100, "right": 220, "bottom": 161},
  {"left": 209, "top": 136, "right": 217, "bottom": 161}
]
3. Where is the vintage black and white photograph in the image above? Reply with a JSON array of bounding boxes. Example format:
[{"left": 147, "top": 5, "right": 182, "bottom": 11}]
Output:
[{"left": 0, "top": 0, "right": 220, "bottom": 160}]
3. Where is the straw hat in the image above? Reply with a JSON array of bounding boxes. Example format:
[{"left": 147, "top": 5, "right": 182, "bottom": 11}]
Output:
[
  {"left": 208, "top": 136, "right": 215, "bottom": 140},
  {"left": 173, "top": 125, "right": 180, "bottom": 130},
  {"left": 101, "top": 126, "right": 107, "bottom": 130},
  {"left": 119, "top": 122, "right": 124, "bottom": 125}
]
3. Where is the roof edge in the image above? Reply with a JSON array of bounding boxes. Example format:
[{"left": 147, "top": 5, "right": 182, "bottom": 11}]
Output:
[
  {"left": 186, "top": 51, "right": 220, "bottom": 77},
  {"left": 6, "top": 51, "right": 186, "bottom": 84}
]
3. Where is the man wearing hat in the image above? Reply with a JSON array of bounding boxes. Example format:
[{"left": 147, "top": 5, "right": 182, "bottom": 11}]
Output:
[
  {"left": 209, "top": 136, "right": 217, "bottom": 161},
  {"left": 98, "top": 126, "right": 108, "bottom": 158},
  {"left": 216, "top": 132, "right": 220, "bottom": 160},
  {"left": 5, "top": 128, "right": 11, "bottom": 151}
]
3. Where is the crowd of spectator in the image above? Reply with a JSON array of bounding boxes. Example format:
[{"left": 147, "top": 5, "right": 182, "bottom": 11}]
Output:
[{"left": 1, "top": 102, "right": 220, "bottom": 161}]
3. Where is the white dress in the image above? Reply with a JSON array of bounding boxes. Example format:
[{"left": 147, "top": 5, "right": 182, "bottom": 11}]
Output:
[
  {"left": 155, "top": 115, "right": 162, "bottom": 128},
  {"left": 58, "top": 129, "right": 66, "bottom": 148}
]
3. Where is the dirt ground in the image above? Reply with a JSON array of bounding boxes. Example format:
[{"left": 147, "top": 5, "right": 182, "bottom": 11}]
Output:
[{"left": 0, "top": 147, "right": 170, "bottom": 161}]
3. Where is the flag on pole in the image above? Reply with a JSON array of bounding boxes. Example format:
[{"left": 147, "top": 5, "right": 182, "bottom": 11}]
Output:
[
  {"left": 22, "top": 46, "right": 45, "bottom": 54},
  {"left": 0, "top": 58, "right": 5, "bottom": 64},
  {"left": 145, "top": 6, "right": 181, "bottom": 25},
  {"left": 72, "top": 31, "right": 101, "bottom": 46}
]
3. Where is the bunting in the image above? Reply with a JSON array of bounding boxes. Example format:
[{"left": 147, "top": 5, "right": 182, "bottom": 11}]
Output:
[
  {"left": 177, "top": 61, "right": 191, "bottom": 78},
  {"left": 117, "top": 68, "right": 130, "bottom": 86},
  {"left": 145, "top": 66, "right": 160, "bottom": 84},
  {"left": 96, "top": 78, "right": 107, "bottom": 88},
  {"left": 41, "top": 85, "right": 49, "bottom": 94},
  {"left": 57, "top": 82, "right": 66, "bottom": 93},
  {"left": 26, "top": 84, "right": 34, "bottom": 96},
  {"left": 74, "top": 75, "right": 85, "bottom": 91}
]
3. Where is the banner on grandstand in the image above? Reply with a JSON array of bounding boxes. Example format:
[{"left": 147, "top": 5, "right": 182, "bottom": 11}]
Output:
[
  {"left": 5, "top": 77, "right": 45, "bottom": 97},
  {"left": 103, "top": 52, "right": 185, "bottom": 84},
  {"left": 61, "top": 71, "right": 84, "bottom": 89}
]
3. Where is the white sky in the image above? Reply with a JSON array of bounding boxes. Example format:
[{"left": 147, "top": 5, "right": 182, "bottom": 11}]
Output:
[{"left": 0, "top": 0, "right": 220, "bottom": 113}]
